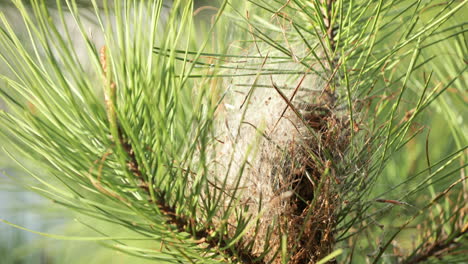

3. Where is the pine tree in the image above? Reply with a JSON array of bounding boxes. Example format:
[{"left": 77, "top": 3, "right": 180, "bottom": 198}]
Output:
[{"left": 0, "top": 0, "right": 466, "bottom": 263}]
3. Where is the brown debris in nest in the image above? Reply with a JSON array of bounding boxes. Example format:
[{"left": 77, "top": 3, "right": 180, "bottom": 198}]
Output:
[
  {"left": 214, "top": 81, "right": 351, "bottom": 263},
  {"left": 235, "top": 92, "right": 350, "bottom": 263},
  {"left": 277, "top": 102, "right": 348, "bottom": 264}
]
